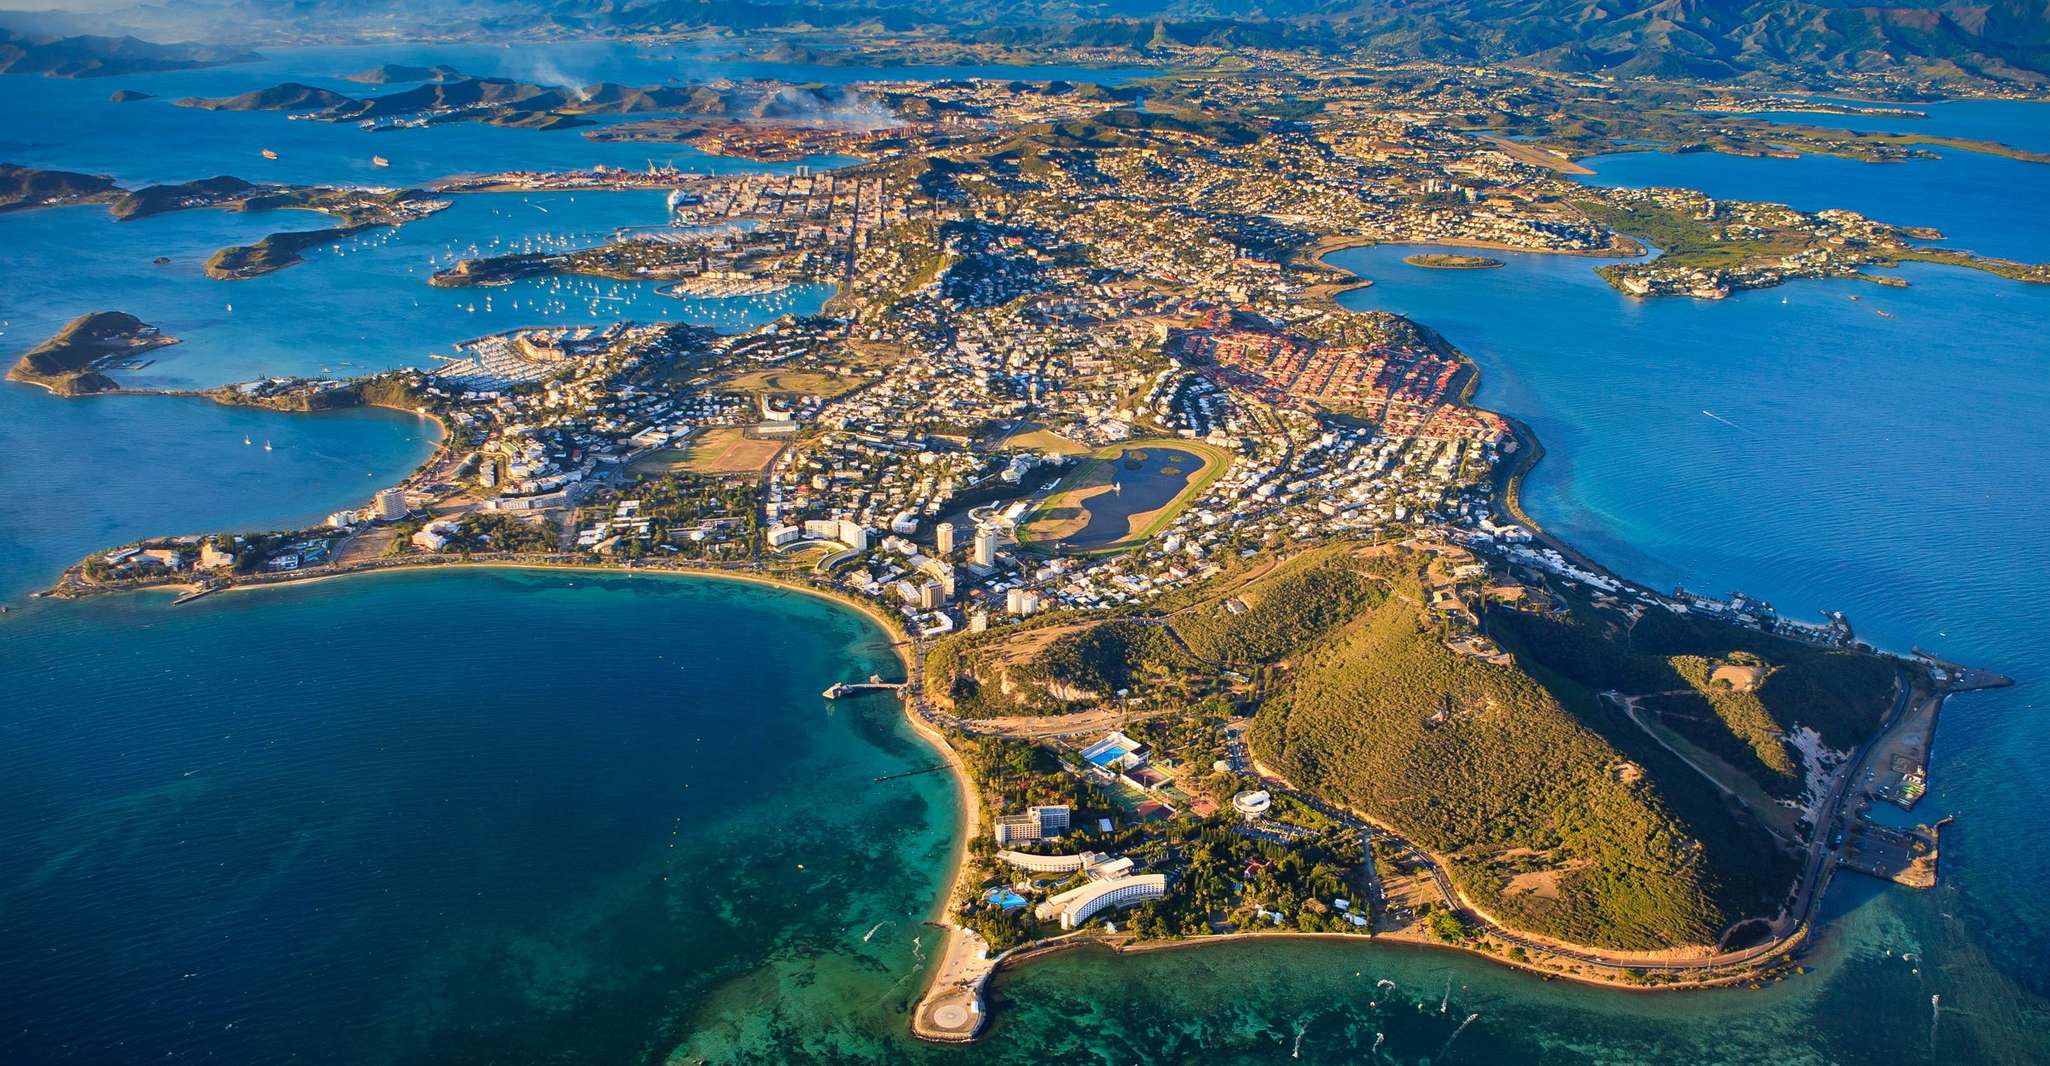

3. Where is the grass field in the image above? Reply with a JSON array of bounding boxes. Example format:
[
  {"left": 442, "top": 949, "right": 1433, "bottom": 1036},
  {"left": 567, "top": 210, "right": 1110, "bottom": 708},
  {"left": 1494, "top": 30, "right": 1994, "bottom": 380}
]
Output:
[
  {"left": 1000, "top": 424, "right": 1091, "bottom": 456},
  {"left": 630, "top": 427, "right": 784, "bottom": 477},
  {"left": 718, "top": 369, "right": 865, "bottom": 399},
  {"left": 1017, "top": 439, "right": 1231, "bottom": 555}
]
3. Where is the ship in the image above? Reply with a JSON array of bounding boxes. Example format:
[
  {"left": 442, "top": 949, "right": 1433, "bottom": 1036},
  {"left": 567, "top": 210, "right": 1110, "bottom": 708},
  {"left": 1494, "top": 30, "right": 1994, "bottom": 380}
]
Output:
[
  {"left": 261, "top": 149, "right": 279, "bottom": 160},
  {"left": 372, "top": 155, "right": 390, "bottom": 168}
]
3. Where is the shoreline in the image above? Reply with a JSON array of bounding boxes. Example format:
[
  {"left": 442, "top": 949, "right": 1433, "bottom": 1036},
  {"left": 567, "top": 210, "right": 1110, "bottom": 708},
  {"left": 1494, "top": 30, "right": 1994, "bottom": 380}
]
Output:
[
  {"left": 18, "top": 235, "right": 1986, "bottom": 1043},
  {"left": 20, "top": 551, "right": 994, "bottom": 1036}
]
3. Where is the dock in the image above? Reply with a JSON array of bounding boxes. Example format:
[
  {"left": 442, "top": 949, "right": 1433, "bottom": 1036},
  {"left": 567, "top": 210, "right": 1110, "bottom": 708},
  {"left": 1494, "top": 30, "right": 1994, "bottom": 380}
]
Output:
[
  {"left": 823, "top": 675, "right": 908, "bottom": 699},
  {"left": 1842, "top": 814, "right": 1948, "bottom": 889},
  {"left": 874, "top": 764, "right": 951, "bottom": 783}
]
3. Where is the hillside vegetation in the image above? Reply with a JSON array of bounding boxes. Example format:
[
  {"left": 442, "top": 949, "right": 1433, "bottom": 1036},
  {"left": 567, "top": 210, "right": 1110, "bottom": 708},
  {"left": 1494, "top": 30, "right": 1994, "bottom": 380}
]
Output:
[
  {"left": 1490, "top": 593, "right": 1897, "bottom": 803},
  {"left": 1171, "top": 547, "right": 1386, "bottom": 665},
  {"left": 1253, "top": 564, "right": 1752, "bottom": 949}
]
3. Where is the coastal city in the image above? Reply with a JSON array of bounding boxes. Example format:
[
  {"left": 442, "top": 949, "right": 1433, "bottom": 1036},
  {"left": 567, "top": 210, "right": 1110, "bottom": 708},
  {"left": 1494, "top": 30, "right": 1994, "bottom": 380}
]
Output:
[{"left": 3, "top": 6, "right": 2046, "bottom": 1065}]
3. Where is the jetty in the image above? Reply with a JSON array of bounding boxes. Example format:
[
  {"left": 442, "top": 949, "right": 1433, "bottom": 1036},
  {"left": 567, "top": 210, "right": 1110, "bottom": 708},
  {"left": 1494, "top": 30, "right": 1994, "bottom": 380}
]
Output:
[{"left": 823, "top": 675, "right": 907, "bottom": 699}]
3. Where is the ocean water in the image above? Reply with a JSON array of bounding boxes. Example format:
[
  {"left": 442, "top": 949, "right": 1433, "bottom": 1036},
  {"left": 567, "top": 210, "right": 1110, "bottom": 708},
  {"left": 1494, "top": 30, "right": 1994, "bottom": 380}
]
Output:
[
  {"left": 0, "top": 569, "right": 951, "bottom": 1066},
  {"left": 0, "top": 386, "right": 439, "bottom": 604},
  {"left": 1738, "top": 99, "right": 2050, "bottom": 153},
  {"left": 0, "top": 185, "right": 821, "bottom": 593},
  {"left": 0, "top": 190, "right": 834, "bottom": 390},
  {"left": 5, "top": 46, "right": 2049, "bottom": 1066},
  {"left": 1575, "top": 101, "right": 2050, "bottom": 262},
  {"left": 0, "top": 41, "right": 1149, "bottom": 188}
]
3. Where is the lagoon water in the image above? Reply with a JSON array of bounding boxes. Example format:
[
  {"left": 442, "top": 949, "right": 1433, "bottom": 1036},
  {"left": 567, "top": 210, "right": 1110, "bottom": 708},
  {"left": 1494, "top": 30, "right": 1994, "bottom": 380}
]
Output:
[
  {"left": 0, "top": 41, "right": 1147, "bottom": 188},
  {"left": 0, "top": 388, "right": 439, "bottom": 603},
  {"left": 3, "top": 50, "right": 2048, "bottom": 1065},
  {"left": 0, "top": 570, "right": 949, "bottom": 1065},
  {"left": 1575, "top": 102, "right": 2050, "bottom": 262}
]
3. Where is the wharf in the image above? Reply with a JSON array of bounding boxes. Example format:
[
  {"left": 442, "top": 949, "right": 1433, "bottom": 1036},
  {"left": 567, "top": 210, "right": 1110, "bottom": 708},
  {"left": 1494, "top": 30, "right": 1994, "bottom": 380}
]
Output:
[
  {"left": 1841, "top": 815, "right": 1948, "bottom": 889},
  {"left": 823, "top": 675, "right": 907, "bottom": 699}
]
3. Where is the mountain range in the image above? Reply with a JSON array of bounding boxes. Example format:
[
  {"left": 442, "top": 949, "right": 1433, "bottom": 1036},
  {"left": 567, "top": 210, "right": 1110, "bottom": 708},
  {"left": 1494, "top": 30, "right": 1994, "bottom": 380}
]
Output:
[{"left": 2, "top": 0, "right": 2047, "bottom": 89}]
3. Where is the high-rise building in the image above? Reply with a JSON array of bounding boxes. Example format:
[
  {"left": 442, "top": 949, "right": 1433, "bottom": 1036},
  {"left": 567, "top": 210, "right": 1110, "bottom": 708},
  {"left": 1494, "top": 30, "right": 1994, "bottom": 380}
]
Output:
[
  {"left": 972, "top": 527, "right": 996, "bottom": 567},
  {"left": 373, "top": 488, "right": 409, "bottom": 521},
  {"left": 935, "top": 521, "right": 956, "bottom": 558}
]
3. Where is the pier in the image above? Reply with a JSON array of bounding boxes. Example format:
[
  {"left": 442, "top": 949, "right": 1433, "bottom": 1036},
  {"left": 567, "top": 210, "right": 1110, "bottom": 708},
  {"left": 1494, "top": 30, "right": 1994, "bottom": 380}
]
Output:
[
  {"left": 873, "top": 764, "right": 951, "bottom": 784},
  {"left": 823, "top": 675, "right": 907, "bottom": 699}
]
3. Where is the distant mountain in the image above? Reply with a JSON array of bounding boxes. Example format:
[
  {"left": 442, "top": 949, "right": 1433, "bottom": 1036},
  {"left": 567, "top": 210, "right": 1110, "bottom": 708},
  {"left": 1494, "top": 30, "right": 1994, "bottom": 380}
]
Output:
[
  {"left": 0, "top": 29, "right": 257, "bottom": 78},
  {"left": 6, "top": 0, "right": 2048, "bottom": 89},
  {"left": 177, "top": 74, "right": 893, "bottom": 129}
]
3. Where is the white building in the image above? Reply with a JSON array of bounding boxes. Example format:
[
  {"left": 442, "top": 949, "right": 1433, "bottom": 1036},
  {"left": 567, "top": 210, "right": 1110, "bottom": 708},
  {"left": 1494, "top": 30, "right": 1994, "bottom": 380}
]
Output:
[
  {"left": 1034, "top": 874, "right": 1168, "bottom": 930},
  {"left": 374, "top": 488, "right": 410, "bottom": 521}
]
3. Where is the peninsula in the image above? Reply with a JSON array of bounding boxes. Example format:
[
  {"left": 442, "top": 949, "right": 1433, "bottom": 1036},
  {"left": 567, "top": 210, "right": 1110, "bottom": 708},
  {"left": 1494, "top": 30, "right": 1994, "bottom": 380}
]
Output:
[
  {"left": 12, "top": 38, "right": 2034, "bottom": 1048},
  {"left": 8, "top": 311, "right": 177, "bottom": 394}
]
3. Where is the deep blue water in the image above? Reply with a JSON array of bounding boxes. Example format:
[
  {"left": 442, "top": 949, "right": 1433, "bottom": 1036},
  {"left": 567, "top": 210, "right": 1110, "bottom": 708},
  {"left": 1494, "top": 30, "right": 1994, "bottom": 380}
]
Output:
[
  {"left": 0, "top": 569, "right": 947, "bottom": 1066},
  {"left": 1740, "top": 99, "right": 2050, "bottom": 153},
  {"left": 0, "top": 386, "right": 439, "bottom": 604},
  {"left": 0, "top": 41, "right": 1150, "bottom": 187},
  {"left": 0, "top": 190, "right": 831, "bottom": 390},
  {"left": 4, "top": 44, "right": 2049, "bottom": 1066},
  {"left": 1576, "top": 100, "right": 2050, "bottom": 262},
  {"left": 1332, "top": 243, "right": 2050, "bottom": 1064}
]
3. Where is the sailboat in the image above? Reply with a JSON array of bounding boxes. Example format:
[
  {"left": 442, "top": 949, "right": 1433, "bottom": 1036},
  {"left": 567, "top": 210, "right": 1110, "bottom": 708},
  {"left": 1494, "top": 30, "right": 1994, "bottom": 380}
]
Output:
[
  {"left": 263, "top": 440, "right": 273, "bottom": 452},
  {"left": 243, "top": 434, "right": 252, "bottom": 446}
]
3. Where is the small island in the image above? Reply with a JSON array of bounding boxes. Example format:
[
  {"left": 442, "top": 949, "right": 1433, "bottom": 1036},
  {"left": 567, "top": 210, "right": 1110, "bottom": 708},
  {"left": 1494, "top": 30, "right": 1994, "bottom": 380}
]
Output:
[
  {"left": 108, "top": 88, "right": 153, "bottom": 103},
  {"left": 7, "top": 311, "right": 177, "bottom": 395},
  {"left": 1403, "top": 253, "right": 1504, "bottom": 270},
  {"left": 0, "top": 163, "right": 119, "bottom": 213}
]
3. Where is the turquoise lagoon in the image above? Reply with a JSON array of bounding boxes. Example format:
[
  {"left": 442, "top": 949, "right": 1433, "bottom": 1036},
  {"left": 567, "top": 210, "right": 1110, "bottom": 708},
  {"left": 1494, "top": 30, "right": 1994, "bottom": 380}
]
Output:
[{"left": 4, "top": 51, "right": 2049, "bottom": 1066}]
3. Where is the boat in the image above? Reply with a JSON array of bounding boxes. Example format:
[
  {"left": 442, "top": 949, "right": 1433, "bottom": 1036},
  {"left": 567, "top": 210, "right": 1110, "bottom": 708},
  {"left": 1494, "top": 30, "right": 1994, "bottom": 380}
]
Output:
[
  {"left": 372, "top": 155, "right": 390, "bottom": 168},
  {"left": 263, "top": 440, "right": 273, "bottom": 452},
  {"left": 243, "top": 435, "right": 252, "bottom": 446},
  {"left": 261, "top": 149, "right": 279, "bottom": 160}
]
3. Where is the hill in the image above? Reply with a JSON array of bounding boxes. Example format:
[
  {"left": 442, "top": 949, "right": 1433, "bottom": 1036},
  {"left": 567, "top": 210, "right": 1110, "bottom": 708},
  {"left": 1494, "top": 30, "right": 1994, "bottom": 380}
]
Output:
[
  {"left": 1250, "top": 555, "right": 1797, "bottom": 949},
  {"left": 342, "top": 62, "right": 463, "bottom": 84},
  {"left": 8, "top": 311, "right": 175, "bottom": 394},
  {"left": 0, "top": 163, "right": 119, "bottom": 212},
  {"left": 0, "top": 29, "right": 256, "bottom": 78},
  {"left": 176, "top": 81, "right": 350, "bottom": 111},
  {"left": 109, "top": 176, "right": 259, "bottom": 220}
]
